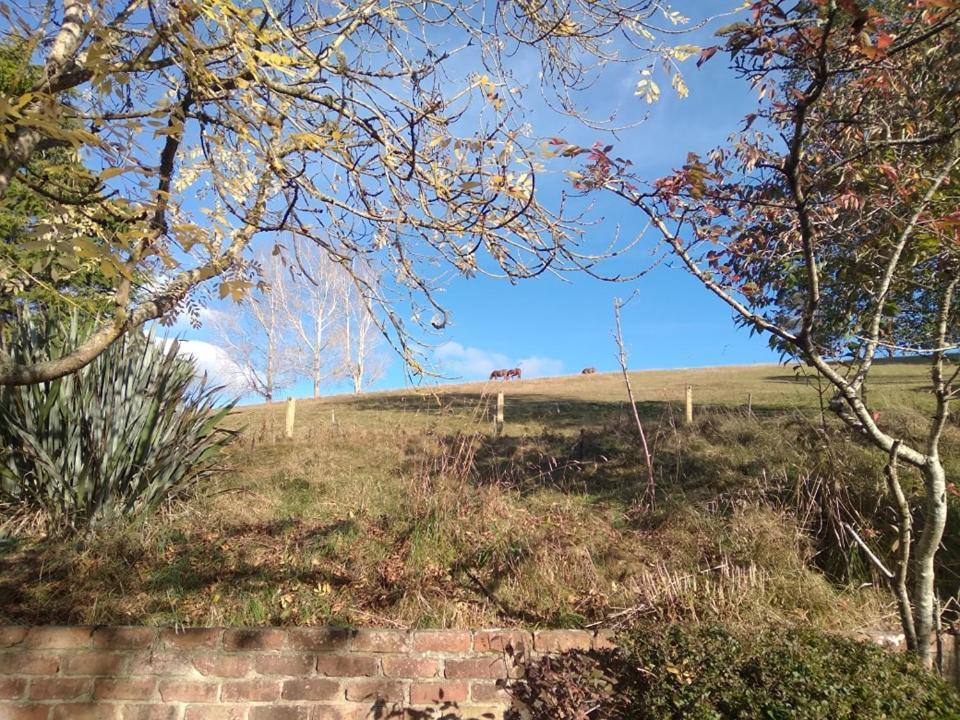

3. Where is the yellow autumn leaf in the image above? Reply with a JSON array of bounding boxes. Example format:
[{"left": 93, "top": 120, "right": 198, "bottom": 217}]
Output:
[
  {"left": 635, "top": 73, "right": 661, "bottom": 104},
  {"left": 672, "top": 74, "right": 689, "bottom": 99},
  {"left": 671, "top": 45, "right": 701, "bottom": 62},
  {"left": 99, "top": 166, "right": 127, "bottom": 180}
]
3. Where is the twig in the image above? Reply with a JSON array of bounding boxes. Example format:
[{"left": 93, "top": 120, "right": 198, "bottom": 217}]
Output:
[
  {"left": 842, "top": 522, "right": 894, "bottom": 579},
  {"left": 613, "top": 296, "right": 656, "bottom": 510},
  {"left": 585, "top": 604, "right": 651, "bottom": 628}
]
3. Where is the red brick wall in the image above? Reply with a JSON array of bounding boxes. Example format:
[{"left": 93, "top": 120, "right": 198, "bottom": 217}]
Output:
[
  {"left": 1, "top": 626, "right": 955, "bottom": 719},
  {"left": 0, "top": 626, "right": 611, "bottom": 720},
  {"left": 859, "top": 629, "right": 959, "bottom": 688}
]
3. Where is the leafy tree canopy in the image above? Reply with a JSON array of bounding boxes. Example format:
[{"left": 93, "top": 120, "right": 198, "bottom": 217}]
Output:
[
  {"left": 0, "top": 41, "right": 114, "bottom": 314},
  {"left": 572, "top": 0, "right": 960, "bottom": 666},
  {"left": 0, "top": 0, "right": 690, "bottom": 384}
]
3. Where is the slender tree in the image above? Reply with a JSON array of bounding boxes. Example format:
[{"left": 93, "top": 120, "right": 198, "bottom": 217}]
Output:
[
  {"left": 285, "top": 241, "right": 346, "bottom": 399},
  {"left": 337, "top": 263, "right": 388, "bottom": 395},
  {"left": 213, "top": 251, "right": 298, "bottom": 402},
  {"left": 579, "top": 0, "right": 960, "bottom": 665}
]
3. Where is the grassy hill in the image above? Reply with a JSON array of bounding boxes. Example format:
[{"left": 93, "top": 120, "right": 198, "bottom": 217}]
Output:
[{"left": 2, "top": 361, "right": 956, "bottom": 632}]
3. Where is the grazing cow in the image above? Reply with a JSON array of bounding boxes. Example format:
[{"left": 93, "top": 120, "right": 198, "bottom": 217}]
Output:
[
  {"left": 581, "top": 367, "right": 597, "bottom": 375},
  {"left": 490, "top": 368, "right": 509, "bottom": 380},
  {"left": 505, "top": 367, "right": 522, "bottom": 380}
]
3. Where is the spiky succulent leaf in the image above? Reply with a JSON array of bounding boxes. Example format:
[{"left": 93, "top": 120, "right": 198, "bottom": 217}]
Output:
[{"left": 0, "top": 309, "right": 237, "bottom": 532}]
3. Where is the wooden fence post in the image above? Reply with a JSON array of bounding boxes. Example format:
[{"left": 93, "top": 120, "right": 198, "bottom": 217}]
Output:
[
  {"left": 684, "top": 385, "right": 694, "bottom": 426},
  {"left": 285, "top": 397, "right": 296, "bottom": 439},
  {"left": 495, "top": 391, "right": 504, "bottom": 436},
  {"left": 747, "top": 392, "right": 753, "bottom": 417}
]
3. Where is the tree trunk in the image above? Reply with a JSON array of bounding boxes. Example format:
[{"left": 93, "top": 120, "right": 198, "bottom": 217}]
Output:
[
  {"left": 884, "top": 441, "right": 917, "bottom": 653},
  {"left": 313, "top": 309, "right": 323, "bottom": 399},
  {"left": 913, "top": 458, "right": 948, "bottom": 667},
  {"left": 265, "top": 349, "right": 274, "bottom": 404}
]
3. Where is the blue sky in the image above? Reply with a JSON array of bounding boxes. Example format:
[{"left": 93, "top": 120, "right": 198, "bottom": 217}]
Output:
[{"left": 170, "top": 4, "right": 783, "bottom": 400}]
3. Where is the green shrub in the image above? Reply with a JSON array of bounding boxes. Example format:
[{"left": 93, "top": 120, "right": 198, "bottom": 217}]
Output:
[
  {"left": 0, "top": 310, "right": 236, "bottom": 532},
  {"left": 508, "top": 625, "right": 960, "bottom": 720}
]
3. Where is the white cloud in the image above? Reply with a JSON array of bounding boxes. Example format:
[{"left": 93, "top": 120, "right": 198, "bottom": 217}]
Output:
[
  {"left": 197, "top": 307, "right": 229, "bottom": 325},
  {"left": 517, "top": 355, "right": 564, "bottom": 378},
  {"left": 163, "top": 338, "right": 248, "bottom": 393},
  {"left": 166, "top": 305, "right": 230, "bottom": 334},
  {"left": 434, "top": 341, "right": 562, "bottom": 380},
  {"left": 435, "top": 341, "right": 510, "bottom": 379}
]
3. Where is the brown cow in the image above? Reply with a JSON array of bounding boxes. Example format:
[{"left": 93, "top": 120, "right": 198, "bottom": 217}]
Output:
[
  {"left": 581, "top": 367, "right": 597, "bottom": 375},
  {"left": 489, "top": 368, "right": 509, "bottom": 380},
  {"left": 505, "top": 367, "right": 522, "bottom": 380}
]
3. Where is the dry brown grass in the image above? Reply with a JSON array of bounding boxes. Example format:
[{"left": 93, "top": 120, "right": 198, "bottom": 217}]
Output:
[{"left": 0, "top": 360, "right": 954, "bottom": 631}]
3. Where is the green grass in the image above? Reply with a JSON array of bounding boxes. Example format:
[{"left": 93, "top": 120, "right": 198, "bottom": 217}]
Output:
[{"left": 1, "top": 360, "right": 956, "bottom": 631}]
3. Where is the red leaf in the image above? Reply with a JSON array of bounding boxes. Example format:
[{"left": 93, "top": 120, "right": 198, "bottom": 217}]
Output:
[
  {"left": 878, "top": 163, "right": 898, "bottom": 182},
  {"left": 697, "top": 46, "right": 720, "bottom": 68}
]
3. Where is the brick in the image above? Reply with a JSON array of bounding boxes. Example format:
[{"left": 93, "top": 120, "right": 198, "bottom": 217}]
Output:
[
  {"left": 473, "top": 630, "right": 531, "bottom": 654},
  {"left": 343, "top": 679, "right": 404, "bottom": 703},
  {"left": 285, "top": 628, "right": 352, "bottom": 652},
  {"left": 309, "top": 708, "right": 369, "bottom": 720},
  {"left": 280, "top": 678, "right": 339, "bottom": 702},
  {"left": 411, "top": 631, "right": 471, "bottom": 654},
  {"left": 380, "top": 656, "right": 438, "bottom": 679},
  {"left": 25, "top": 626, "right": 94, "bottom": 649},
  {"left": 0, "top": 677, "right": 27, "bottom": 700},
  {"left": 409, "top": 681, "right": 468, "bottom": 705},
  {"left": 50, "top": 704, "right": 118, "bottom": 720},
  {"left": 158, "top": 680, "right": 219, "bottom": 703},
  {"left": 95, "top": 679, "right": 156, "bottom": 701},
  {"left": 253, "top": 654, "right": 314, "bottom": 676},
  {"left": 193, "top": 654, "right": 251, "bottom": 678},
  {"left": 471, "top": 681, "right": 510, "bottom": 703},
  {"left": 309, "top": 709, "right": 368, "bottom": 720},
  {"left": 94, "top": 628, "right": 158, "bottom": 650},
  {"left": 533, "top": 630, "right": 592, "bottom": 653},
  {"left": 224, "top": 629, "right": 285, "bottom": 652},
  {"left": 119, "top": 706, "right": 178, "bottom": 720},
  {"left": 0, "top": 653, "right": 60, "bottom": 675},
  {"left": 593, "top": 630, "right": 616, "bottom": 650},
  {"left": 0, "top": 706, "right": 50, "bottom": 720},
  {"left": 444, "top": 657, "right": 509, "bottom": 679},
  {"left": 220, "top": 680, "right": 281, "bottom": 702},
  {"left": 61, "top": 652, "right": 126, "bottom": 676},
  {"left": 314, "top": 655, "right": 378, "bottom": 677},
  {"left": 125, "top": 653, "right": 193, "bottom": 677},
  {"left": 160, "top": 628, "right": 222, "bottom": 650},
  {"left": 249, "top": 708, "right": 310, "bottom": 720},
  {"left": 28, "top": 678, "right": 90, "bottom": 700},
  {"left": 350, "top": 630, "right": 408, "bottom": 653},
  {"left": 184, "top": 707, "right": 247, "bottom": 720},
  {"left": 0, "top": 627, "right": 29, "bottom": 648}
]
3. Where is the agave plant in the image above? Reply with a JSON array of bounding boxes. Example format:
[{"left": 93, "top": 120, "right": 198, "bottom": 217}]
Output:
[{"left": 0, "top": 309, "right": 237, "bottom": 533}]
